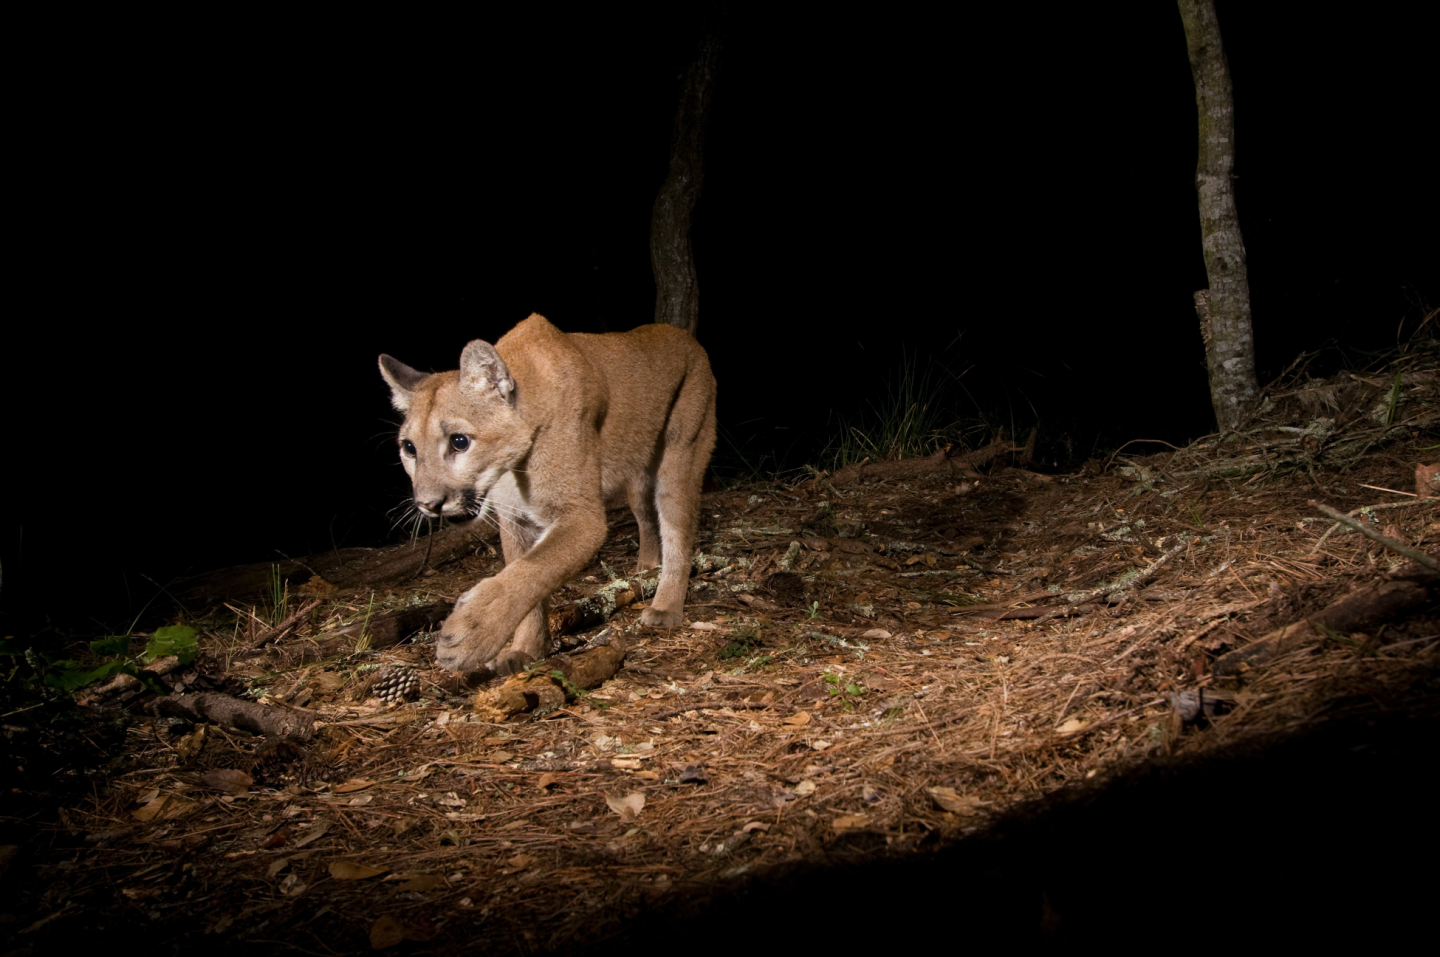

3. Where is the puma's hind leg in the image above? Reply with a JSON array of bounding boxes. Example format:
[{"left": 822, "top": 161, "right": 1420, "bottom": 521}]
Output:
[
  {"left": 640, "top": 383, "right": 717, "bottom": 629},
  {"left": 627, "top": 470, "right": 662, "bottom": 572}
]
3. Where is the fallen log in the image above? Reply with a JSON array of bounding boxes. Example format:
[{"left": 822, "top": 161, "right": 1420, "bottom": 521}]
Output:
[
  {"left": 309, "top": 601, "right": 453, "bottom": 651},
  {"left": 147, "top": 692, "right": 316, "bottom": 739},
  {"left": 173, "top": 521, "right": 496, "bottom": 604},
  {"left": 1214, "top": 563, "right": 1438, "bottom": 682},
  {"left": 827, "top": 429, "right": 1035, "bottom": 486},
  {"left": 479, "top": 630, "right": 628, "bottom": 717},
  {"left": 548, "top": 572, "right": 658, "bottom": 637}
]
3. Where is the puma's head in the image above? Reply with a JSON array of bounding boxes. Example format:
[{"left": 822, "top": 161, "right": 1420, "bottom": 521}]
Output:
[{"left": 378, "top": 340, "right": 533, "bottom": 520}]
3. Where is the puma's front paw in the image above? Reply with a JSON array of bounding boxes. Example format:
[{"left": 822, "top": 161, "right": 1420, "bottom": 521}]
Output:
[
  {"left": 639, "top": 605, "right": 684, "bottom": 628},
  {"left": 490, "top": 648, "right": 538, "bottom": 676},
  {"left": 434, "top": 582, "right": 510, "bottom": 673}
]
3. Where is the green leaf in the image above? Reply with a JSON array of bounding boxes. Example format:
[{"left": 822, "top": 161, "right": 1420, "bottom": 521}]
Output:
[
  {"left": 0, "top": 638, "right": 20, "bottom": 656},
  {"left": 144, "top": 624, "right": 198, "bottom": 665},
  {"left": 43, "top": 659, "right": 129, "bottom": 691},
  {"left": 90, "top": 635, "right": 131, "bottom": 656}
]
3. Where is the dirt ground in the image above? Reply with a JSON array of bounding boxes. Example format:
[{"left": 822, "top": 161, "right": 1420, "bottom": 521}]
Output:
[{"left": 3, "top": 370, "right": 1438, "bottom": 954}]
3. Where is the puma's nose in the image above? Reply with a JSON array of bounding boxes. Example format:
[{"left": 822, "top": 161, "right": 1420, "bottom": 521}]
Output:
[{"left": 417, "top": 497, "right": 445, "bottom": 516}]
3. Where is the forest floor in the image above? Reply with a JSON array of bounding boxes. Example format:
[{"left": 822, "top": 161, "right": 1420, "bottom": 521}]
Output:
[{"left": 3, "top": 359, "right": 1438, "bottom": 954}]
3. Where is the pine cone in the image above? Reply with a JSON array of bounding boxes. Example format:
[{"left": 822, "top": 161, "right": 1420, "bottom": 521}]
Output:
[{"left": 371, "top": 664, "right": 420, "bottom": 705}]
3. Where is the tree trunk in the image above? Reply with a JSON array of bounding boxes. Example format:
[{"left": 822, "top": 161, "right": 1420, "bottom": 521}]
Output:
[
  {"left": 650, "top": 23, "right": 721, "bottom": 337},
  {"left": 1179, "top": 0, "right": 1259, "bottom": 431}
]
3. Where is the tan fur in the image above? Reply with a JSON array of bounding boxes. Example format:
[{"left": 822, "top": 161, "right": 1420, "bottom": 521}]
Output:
[{"left": 378, "top": 313, "right": 717, "bottom": 674}]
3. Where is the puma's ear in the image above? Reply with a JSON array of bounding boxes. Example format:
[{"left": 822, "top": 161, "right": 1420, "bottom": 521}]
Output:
[
  {"left": 459, "top": 340, "right": 516, "bottom": 404},
  {"left": 378, "top": 355, "right": 427, "bottom": 413}
]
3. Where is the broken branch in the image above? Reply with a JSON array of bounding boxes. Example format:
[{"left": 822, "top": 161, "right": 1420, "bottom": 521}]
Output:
[{"left": 1309, "top": 500, "right": 1439, "bottom": 571}]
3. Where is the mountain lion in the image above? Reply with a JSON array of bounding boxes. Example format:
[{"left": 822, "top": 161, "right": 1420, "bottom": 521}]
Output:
[{"left": 379, "top": 313, "right": 717, "bottom": 674}]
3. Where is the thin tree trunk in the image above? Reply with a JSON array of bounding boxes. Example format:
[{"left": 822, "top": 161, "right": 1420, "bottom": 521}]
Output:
[
  {"left": 651, "top": 24, "right": 721, "bottom": 337},
  {"left": 1179, "top": 0, "right": 1259, "bottom": 431}
]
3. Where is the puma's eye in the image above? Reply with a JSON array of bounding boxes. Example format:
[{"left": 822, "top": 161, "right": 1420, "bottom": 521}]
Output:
[
  {"left": 400, "top": 440, "right": 416, "bottom": 457},
  {"left": 450, "top": 434, "right": 470, "bottom": 452}
]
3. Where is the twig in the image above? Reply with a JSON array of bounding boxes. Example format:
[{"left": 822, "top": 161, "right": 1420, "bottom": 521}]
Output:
[
  {"left": 245, "top": 598, "right": 323, "bottom": 651},
  {"left": 1308, "top": 501, "right": 1439, "bottom": 571},
  {"left": 1103, "top": 438, "right": 1186, "bottom": 471},
  {"left": 1055, "top": 697, "right": 1167, "bottom": 739},
  {"left": 1310, "top": 499, "right": 1437, "bottom": 551},
  {"left": 1033, "top": 541, "right": 1188, "bottom": 625},
  {"left": 651, "top": 700, "right": 778, "bottom": 721},
  {"left": 1358, "top": 484, "right": 1417, "bottom": 497}
]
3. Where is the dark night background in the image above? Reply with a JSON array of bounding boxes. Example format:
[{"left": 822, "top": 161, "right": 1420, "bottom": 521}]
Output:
[{"left": 3, "top": 3, "right": 1435, "bottom": 635}]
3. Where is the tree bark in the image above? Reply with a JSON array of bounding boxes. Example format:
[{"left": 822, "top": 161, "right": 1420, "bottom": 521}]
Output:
[
  {"left": 1179, "top": 0, "right": 1259, "bottom": 431},
  {"left": 651, "top": 22, "right": 721, "bottom": 337}
]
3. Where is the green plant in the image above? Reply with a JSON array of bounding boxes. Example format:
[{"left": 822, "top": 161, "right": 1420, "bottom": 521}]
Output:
[
  {"left": 355, "top": 592, "right": 377, "bottom": 653},
  {"left": 720, "top": 623, "right": 764, "bottom": 660},
  {"left": 822, "top": 668, "right": 866, "bottom": 712},
  {"left": 805, "top": 600, "right": 821, "bottom": 620},
  {"left": 547, "top": 669, "right": 589, "bottom": 700},
  {"left": 2, "top": 625, "right": 199, "bottom": 696},
  {"left": 823, "top": 350, "right": 959, "bottom": 470},
  {"left": 524, "top": 662, "right": 609, "bottom": 706},
  {"left": 269, "top": 563, "right": 289, "bottom": 626}
]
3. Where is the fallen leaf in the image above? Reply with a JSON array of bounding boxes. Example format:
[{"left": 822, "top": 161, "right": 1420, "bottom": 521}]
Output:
[
  {"left": 312, "top": 672, "right": 345, "bottom": 694},
  {"left": 370, "top": 915, "right": 406, "bottom": 950},
  {"left": 435, "top": 792, "right": 467, "bottom": 808},
  {"left": 1057, "top": 717, "right": 1089, "bottom": 735},
  {"left": 200, "top": 769, "right": 254, "bottom": 794},
  {"left": 611, "top": 757, "right": 643, "bottom": 770},
  {"left": 689, "top": 621, "right": 721, "bottom": 631},
  {"left": 1417, "top": 462, "right": 1438, "bottom": 498},
  {"left": 742, "top": 821, "right": 771, "bottom": 833},
  {"left": 491, "top": 751, "right": 515, "bottom": 763},
  {"left": 279, "top": 872, "right": 307, "bottom": 897},
  {"left": 605, "top": 791, "right": 646, "bottom": 822},
  {"left": 832, "top": 813, "right": 870, "bottom": 832},
  {"left": 396, "top": 764, "right": 433, "bottom": 782},
  {"left": 861, "top": 628, "right": 892, "bottom": 639},
  {"left": 637, "top": 770, "right": 659, "bottom": 781},
  {"left": 499, "top": 852, "right": 536, "bottom": 874},
  {"left": 330, "top": 860, "right": 388, "bottom": 880},
  {"left": 810, "top": 739, "right": 832, "bottom": 751},
  {"left": 396, "top": 873, "right": 450, "bottom": 893},
  {"left": 783, "top": 711, "right": 812, "bottom": 726},
  {"left": 926, "top": 786, "right": 991, "bottom": 815},
  {"left": 131, "top": 796, "right": 168, "bottom": 821},
  {"left": 266, "top": 857, "right": 290, "bottom": 877},
  {"left": 293, "top": 822, "right": 330, "bottom": 848},
  {"left": 794, "top": 780, "right": 817, "bottom": 795},
  {"left": 175, "top": 726, "right": 207, "bottom": 760},
  {"left": 538, "top": 772, "right": 558, "bottom": 789},
  {"left": 333, "top": 778, "right": 377, "bottom": 793}
]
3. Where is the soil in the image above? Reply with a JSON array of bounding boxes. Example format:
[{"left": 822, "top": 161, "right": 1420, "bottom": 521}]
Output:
[{"left": 2, "top": 397, "right": 1437, "bottom": 954}]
